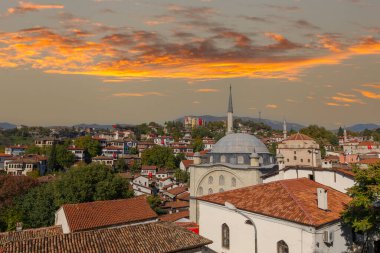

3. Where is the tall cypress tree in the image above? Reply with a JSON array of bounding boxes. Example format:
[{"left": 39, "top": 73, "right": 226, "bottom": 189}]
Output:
[{"left": 47, "top": 142, "right": 58, "bottom": 172}]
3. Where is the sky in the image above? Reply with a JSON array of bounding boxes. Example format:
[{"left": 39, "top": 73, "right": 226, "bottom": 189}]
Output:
[{"left": 0, "top": 0, "right": 379, "bottom": 128}]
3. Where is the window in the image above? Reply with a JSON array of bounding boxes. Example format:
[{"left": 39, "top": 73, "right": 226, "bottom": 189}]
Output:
[
  {"left": 300, "top": 159, "right": 303, "bottom": 163},
  {"left": 308, "top": 159, "right": 310, "bottom": 163},
  {"left": 208, "top": 188, "right": 213, "bottom": 194},
  {"left": 231, "top": 177, "right": 236, "bottom": 187},
  {"left": 308, "top": 174, "right": 314, "bottom": 181},
  {"left": 294, "top": 156, "right": 297, "bottom": 160},
  {"left": 287, "top": 159, "right": 290, "bottom": 162},
  {"left": 237, "top": 155, "right": 244, "bottom": 164},
  {"left": 277, "top": 240, "right": 289, "bottom": 253},
  {"left": 219, "top": 175, "right": 225, "bottom": 186},
  {"left": 222, "top": 223, "right": 230, "bottom": 249},
  {"left": 210, "top": 156, "right": 214, "bottom": 163},
  {"left": 198, "top": 187, "right": 203, "bottom": 196},
  {"left": 221, "top": 155, "right": 226, "bottom": 163},
  {"left": 294, "top": 151, "right": 296, "bottom": 155},
  {"left": 208, "top": 176, "right": 214, "bottom": 184},
  {"left": 219, "top": 188, "right": 224, "bottom": 193}
]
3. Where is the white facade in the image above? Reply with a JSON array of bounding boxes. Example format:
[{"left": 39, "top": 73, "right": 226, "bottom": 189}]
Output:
[
  {"left": 263, "top": 167, "right": 354, "bottom": 194},
  {"left": 55, "top": 207, "right": 71, "bottom": 234},
  {"left": 198, "top": 201, "right": 352, "bottom": 253}
]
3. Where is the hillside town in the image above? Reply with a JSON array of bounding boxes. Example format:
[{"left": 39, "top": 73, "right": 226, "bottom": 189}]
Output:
[{"left": 0, "top": 87, "right": 379, "bottom": 253}]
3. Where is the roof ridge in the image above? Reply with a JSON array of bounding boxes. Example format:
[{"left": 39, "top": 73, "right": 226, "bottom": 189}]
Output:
[{"left": 278, "top": 179, "right": 316, "bottom": 225}]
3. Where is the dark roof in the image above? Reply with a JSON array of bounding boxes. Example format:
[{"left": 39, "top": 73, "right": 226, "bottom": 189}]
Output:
[
  {"left": 0, "top": 226, "right": 63, "bottom": 246},
  {"left": 198, "top": 178, "right": 351, "bottom": 227},
  {"left": 62, "top": 197, "right": 157, "bottom": 232},
  {"left": 0, "top": 222, "right": 212, "bottom": 253}
]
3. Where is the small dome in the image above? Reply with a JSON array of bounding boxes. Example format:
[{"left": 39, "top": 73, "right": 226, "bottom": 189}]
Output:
[{"left": 211, "top": 133, "right": 269, "bottom": 154}]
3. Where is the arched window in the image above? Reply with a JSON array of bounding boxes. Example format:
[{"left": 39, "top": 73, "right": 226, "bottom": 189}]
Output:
[
  {"left": 222, "top": 223, "right": 230, "bottom": 249},
  {"left": 208, "top": 176, "right": 214, "bottom": 184},
  {"left": 210, "top": 156, "right": 214, "bottom": 163},
  {"left": 231, "top": 177, "right": 236, "bottom": 187},
  {"left": 237, "top": 155, "right": 244, "bottom": 164},
  {"left": 208, "top": 188, "right": 213, "bottom": 194},
  {"left": 197, "top": 187, "right": 203, "bottom": 196},
  {"left": 277, "top": 240, "right": 289, "bottom": 253},
  {"left": 221, "top": 155, "right": 226, "bottom": 163},
  {"left": 219, "top": 188, "right": 224, "bottom": 193},
  {"left": 219, "top": 175, "right": 225, "bottom": 186}
]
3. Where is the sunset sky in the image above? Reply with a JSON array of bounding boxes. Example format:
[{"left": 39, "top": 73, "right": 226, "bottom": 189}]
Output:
[{"left": 0, "top": 0, "right": 379, "bottom": 128}]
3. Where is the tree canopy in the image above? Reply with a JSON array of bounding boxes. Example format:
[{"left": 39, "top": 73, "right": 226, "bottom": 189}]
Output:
[
  {"left": 0, "top": 163, "right": 133, "bottom": 231},
  {"left": 74, "top": 136, "right": 101, "bottom": 161},
  {"left": 342, "top": 163, "right": 380, "bottom": 249},
  {"left": 141, "top": 145, "right": 176, "bottom": 169}
]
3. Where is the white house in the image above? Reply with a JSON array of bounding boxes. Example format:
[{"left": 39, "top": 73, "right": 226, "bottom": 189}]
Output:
[
  {"left": 262, "top": 166, "right": 355, "bottom": 193},
  {"left": 67, "top": 146, "right": 85, "bottom": 161},
  {"left": 132, "top": 176, "right": 153, "bottom": 196},
  {"left": 197, "top": 178, "right": 354, "bottom": 253}
]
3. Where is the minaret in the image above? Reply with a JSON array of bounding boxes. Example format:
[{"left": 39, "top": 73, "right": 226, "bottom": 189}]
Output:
[
  {"left": 343, "top": 127, "right": 347, "bottom": 143},
  {"left": 227, "top": 85, "right": 233, "bottom": 134},
  {"left": 283, "top": 119, "right": 287, "bottom": 140}
]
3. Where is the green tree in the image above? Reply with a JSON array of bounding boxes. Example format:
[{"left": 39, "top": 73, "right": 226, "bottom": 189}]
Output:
[
  {"left": 342, "top": 163, "right": 380, "bottom": 251},
  {"left": 74, "top": 136, "right": 101, "bottom": 159},
  {"left": 192, "top": 137, "right": 204, "bottom": 152},
  {"left": 300, "top": 125, "right": 339, "bottom": 154},
  {"left": 128, "top": 147, "right": 139, "bottom": 155},
  {"left": 56, "top": 145, "right": 75, "bottom": 169},
  {"left": 25, "top": 145, "right": 43, "bottom": 155},
  {"left": 174, "top": 153, "right": 186, "bottom": 168},
  {"left": 192, "top": 126, "right": 211, "bottom": 139},
  {"left": 147, "top": 195, "right": 165, "bottom": 214},
  {"left": 141, "top": 146, "right": 176, "bottom": 169},
  {"left": 337, "top": 126, "right": 344, "bottom": 137},
  {"left": 174, "top": 169, "right": 189, "bottom": 184},
  {"left": 114, "top": 158, "right": 128, "bottom": 172},
  {"left": 47, "top": 142, "right": 58, "bottom": 172}
]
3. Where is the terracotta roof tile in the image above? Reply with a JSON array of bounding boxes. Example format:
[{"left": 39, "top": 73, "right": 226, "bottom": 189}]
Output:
[
  {"left": 286, "top": 133, "right": 314, "bottom": 141},
  {"left": 177, "top": 192, "right": 190, "bottom": 201},
  {"left": 166, "top": 186, "right": 188, "bottom": 196},
  {"left": 181, "top": 160, "right": 194, "bottom": 168},
  {"left": 0, "top": 226, "right": 63, "bottom": 246},
  {"left": 163, "top": 200, "right": 189, "bottom": 209},
  {"left": 359, "top": 158, "right": 380, "bottom": 165},
  {"left": 159, "top": 211, "right": 190, "bottom": 222},
  {"left": 1, "top": 222, "right": 211, "bottom": 253},
  {"left": 198, "top": 178, "right": 351, "bottom": 227},
  {"left": 141, "top": 165, "right": 157, "bottom": 170},
  {"left": 62, "top": 197, "right": 157, "bottom": 232}
]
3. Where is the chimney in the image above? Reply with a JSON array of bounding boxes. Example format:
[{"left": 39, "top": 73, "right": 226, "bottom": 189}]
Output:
[
  {"left": 317, "top": 188, "right": 328, "bottom": 210},
  {"left": 16, "top": 222, "right": 23, "bottom": 232}
]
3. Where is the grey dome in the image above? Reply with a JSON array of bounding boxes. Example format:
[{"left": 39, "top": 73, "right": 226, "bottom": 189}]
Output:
[{"left": 211, "top": 133, "right": 269, "bottom": 154}]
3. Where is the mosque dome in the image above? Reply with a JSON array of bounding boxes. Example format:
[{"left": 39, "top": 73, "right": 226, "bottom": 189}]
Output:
[{"left": 211, "top": 133, "right": 269, "bottom": 154}]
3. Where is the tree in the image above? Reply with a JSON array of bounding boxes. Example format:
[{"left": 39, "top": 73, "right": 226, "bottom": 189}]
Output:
[
  {"left": 300, "top": 125, "right": 339, "bottom": 154},
  {"left": 174, "top": 153, "right": 186, "bottom": 168},
  {"left": 1, "top": 163, "right": 134, "bottom": 230},
  {"left": 342, "top": 163, "right": 380, "bottom": 251},
  {"left": 174, "top": 169, "right": 189, "bottom": 184},
  {"left": 338, "top": 126, "right": 344, "bottom": 137},
  {"left": 147, "top": 195, "right": 165, "bottom": 214},
  {"left": 74, "top": 136, "right": 101, "bottom": 159},
  {"left": 47, "top": 142, "right": 58, "bottom": 172},
  {"left": 25, "top": 145, "right": 43, "bottom": 155},
  {"left": 56, "top": 145, "right": 76, "bottom": 170},
  {"left": 0, "top": 175, "right": 38, "bottom": 210},
  {"left": 141, "top": 146, "right": 176, "bottom": 169},
  {"left": 128, "top": 147, "right": 139, "bottom": 155},
  {"left": 114, "top": 158, "right": 128, "bottom": 172},
  {"left": 192, "top": 137, "right": 204, "bottom": 152}
]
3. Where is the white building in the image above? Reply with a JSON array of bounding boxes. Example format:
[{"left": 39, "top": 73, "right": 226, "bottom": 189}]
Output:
[
  {"left": 262, "top": 166, "right": 355, "bottom": 194},
  {"left": 189, "top": 86, "right": 276, "bottom": 223},
  {"left": 197, "top": 178, "right": 353, "bottom": 253},
  {"left": 277, "top": 133, "right": 322, "bottom": 167}
]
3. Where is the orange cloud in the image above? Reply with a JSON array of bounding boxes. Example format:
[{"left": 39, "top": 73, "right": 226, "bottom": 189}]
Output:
[
  {"left": 325, "top": 102, "right": 350, "bottom": 107},
  {"left": 7, "top": 1, "right": 64, "bottom": 15},
  {"left": 0, "top": 26, "right": 380, "bottom": 81},
  {"left": 195, "top": 88, "right": 220, "bottom": 93},
  {"left": 112, "top": 92, "right": 165, "bottom": 97},
  {"left": 266, "top": 104, "right": 278, "bottom": 109},
  {"left": 336, "top": 92, "right": 356, "bottom": 97},
  {"left": 354, "top": 89, "right": 380, "bottom": 99},
  {"left": 331, "top": 96, "right": 363, "bottom": 104},
  {"left": 362, "top": 83, "right": 380, "bottom": 89}
]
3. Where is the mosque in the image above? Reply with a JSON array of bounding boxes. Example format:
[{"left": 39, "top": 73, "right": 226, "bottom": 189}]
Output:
[{"left": 189, "top": 86, "right": 277, "bottom": 222}]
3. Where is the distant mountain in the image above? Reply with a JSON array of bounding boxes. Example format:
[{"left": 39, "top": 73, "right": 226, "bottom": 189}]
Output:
[
  {"left": 347, "top": 124, "right": 380, "bottom": 132},
  {"left": 176, "top": 115, "right": 304, "bottom": 131},
  {"left": 0, "top": 122, "right": 16, "bottom": 129},
  {"left": 72, "top": 123, "right": 135, "bottom": 130}
]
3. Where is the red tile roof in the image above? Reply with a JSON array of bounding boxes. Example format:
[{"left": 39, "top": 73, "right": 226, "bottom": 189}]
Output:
[
  {"left": 181, "top": 159, "right": 194, "bottom": 169},
  {"left": 166, "top": 186, "right": 188, "bottom": 196},
  {"left": 286, "top": 133, "right": 313, "bottom": 141},
  {"left": 141, "top": 165, "right": 157, "bottom": 170},
  {"left": 198, "top": 178, "right": 351, "bottom": 227},
  {"left": 159, "top": 211, "right": 190, "bottom": 222},
  {"left": 0, "top": 226, "right": 63, "bottom": 246},
  {"left": 358, "top": 141, "right": 377, "bottom": 147},
  {"left": 0, "top": 154, "right": 12, "bottom": 157},
  {"left": 163, "top": 200, "right": 189, "bottom": 209},
  {"left": 1, "top": 222, "right": 211, "bottom": 253},
  {"left": 62, "top": 197, "right": 157, "bottom": 232},
  {"left": 177, "top": 192, "right": 190, "bottom": 201},
  {"left": 359, "top": 158, "right": 380, "bottom": 165}
]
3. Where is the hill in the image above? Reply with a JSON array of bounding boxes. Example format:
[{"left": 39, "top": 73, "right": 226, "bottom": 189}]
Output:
[
  {"left": 0, "top": 122, "right": 16, "bottom": 129},
  {"left": 347, "top": 124, "right": 380, "bottom": 132}
]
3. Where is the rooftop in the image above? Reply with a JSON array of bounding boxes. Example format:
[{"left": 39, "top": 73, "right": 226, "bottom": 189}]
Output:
[
  {"left": 61, "top": 197, "right": 157, "bottom": 232},
  {"left": 159, "top": 211, "right": 190, "bottom": 222},
  {"left": 211, "top": 133, "right": 269, "bottom": 154},
  {"left": 286, "top": 133, "right": 314, "bottom": 141},
  {"left": 0, "top": 226, "right": 63, "bottom": 246},
  {"left": 1, "top": 222, "right": 211, "bottom": 253},
  {"left": 198, "top": 178, "right": 351, "bottom": 227}
]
